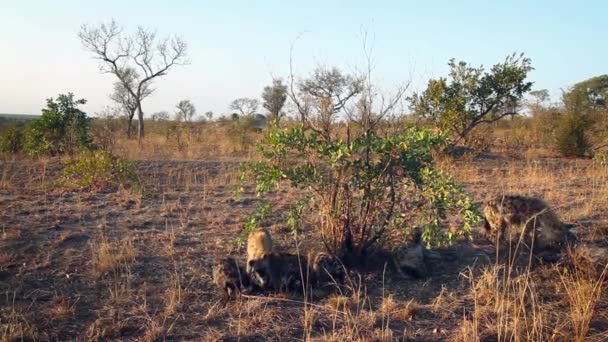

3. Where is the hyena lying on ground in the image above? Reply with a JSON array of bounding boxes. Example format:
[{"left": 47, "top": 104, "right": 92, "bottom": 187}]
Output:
[
  {"left": 483, "top": 195, "right": 573, "bottom": 258},
  {"left": 249, "top": 250, "right": 347, "bottom": 296},
  {"left": 308, "top": 250, "right": 346, "bottom": 291},
  {"left": 212, "top": 257, "right": 251, "bottom": 303},
  {"left": 248, "top": 252, "right": 311, "bottom": 293}
]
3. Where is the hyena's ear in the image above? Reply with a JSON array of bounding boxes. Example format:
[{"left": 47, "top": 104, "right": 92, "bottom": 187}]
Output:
[{"left": 248, "top": 259, "right": 255, "bottom": 268}]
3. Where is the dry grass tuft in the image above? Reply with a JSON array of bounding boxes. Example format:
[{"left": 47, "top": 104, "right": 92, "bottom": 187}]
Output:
[
  {"left": 431, "top": 286, "right": 461, "bottom": 319},
  {"left": 48, "top": 295, "right": 74, "bottom": 319},
  {"left": 90, "top": 235, "right": 137, "bottom": 279},
  {"left": 1, "top": 226, "right": 21, "bottom": 240},
  {"left": 1, "top": 293, "right": 39, "bottom": 342},
  {"left": 558, "top": 260, "right": 607, "bottom": 342},
  {"left": 325, "top": 295, "right": 353, "bottom": 312}
]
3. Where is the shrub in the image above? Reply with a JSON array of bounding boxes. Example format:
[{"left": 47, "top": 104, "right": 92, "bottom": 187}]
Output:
[
  {"left": 90, "top": 108, "right": 124, "bottom": 153},
  {"left": 23, "top": 93, "right": 92, "bottom": 156},
  {"left": 241, "top": 125, "right": 481, "bottom": 264},
  {"left": 409, "top": 54, "right": 533, "bottom": 149},
  {"left": 555, "top": 113, "right": 591, "bottom": 158},
  {"left": 0, "top": 123, "right": 26, "bottom": 153},
  {"left": 57, "top": 150, "right": 140, "bottom": 192}
]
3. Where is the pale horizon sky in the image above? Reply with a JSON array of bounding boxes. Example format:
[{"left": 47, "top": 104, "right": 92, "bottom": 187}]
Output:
[{"left": 1, "top": 0, "right": 606, "bottom": 117}]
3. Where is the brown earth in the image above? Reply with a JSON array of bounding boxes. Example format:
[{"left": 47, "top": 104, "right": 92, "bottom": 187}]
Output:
[{"left": 1, "top": 155, "right": 607, "bottom": 341}]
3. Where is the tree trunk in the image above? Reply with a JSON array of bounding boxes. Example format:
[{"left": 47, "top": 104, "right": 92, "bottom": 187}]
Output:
[
  {"left": 137, "top": 103, "right": 145, "bottom": 140},
  {"left": 126, "top": 110, "right": 135, "bottom": 139}
]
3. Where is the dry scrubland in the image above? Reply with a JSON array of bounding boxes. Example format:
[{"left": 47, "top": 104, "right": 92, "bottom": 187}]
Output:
[{"left": 1, "top": 125, "right": 608, "bottom": 341}]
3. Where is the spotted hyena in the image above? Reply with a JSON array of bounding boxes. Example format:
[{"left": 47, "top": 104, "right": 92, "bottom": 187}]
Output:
[
  {"left": 212, "top": 257, "right": 251, "bottom": 303},
  {"left": 246, "top": 228, "right": 273, "bottom": 277},
  {"left": 308, "top": 250, "right": 345, "bottom": 290},
  {"left": 249, "top": 252, "right": 310, "bottom": 293},
  {"left": 483, "top": 195, "right": 572, "bottom": 256}
]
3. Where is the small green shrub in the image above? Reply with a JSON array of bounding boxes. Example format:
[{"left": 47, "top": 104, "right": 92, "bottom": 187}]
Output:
[
  {"left": 0, "top": 123, "right": 26, "bottom": 153},
  {"left": 23, "top": 93, "right": 92, "bottom": 156},
  {"left": 58, "top": 150, "right": 141, "bottom": 192},
  {"left": 555, "top": 113, "right": 591, "bottom": 158}
]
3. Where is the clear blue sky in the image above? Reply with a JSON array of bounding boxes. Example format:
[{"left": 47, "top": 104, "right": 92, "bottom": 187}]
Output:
[{"left": 1, "top": 0, "right": 606, "bottom": 117}]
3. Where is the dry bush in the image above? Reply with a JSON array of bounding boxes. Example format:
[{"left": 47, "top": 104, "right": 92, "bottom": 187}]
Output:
[
  {"left": 465, "top": 126, "right": 494, "bottom": 153},
  {"left": 113, "top": 121, "right": 262, "bottom": 160},
  {"left": 90, "top": 110, "right": 124, "bottom": 153}
]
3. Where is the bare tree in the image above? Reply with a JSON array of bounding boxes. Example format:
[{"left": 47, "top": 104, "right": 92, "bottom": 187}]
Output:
[
  {"left": 229, "top": 98, "right": 259, "bottom": 116},
  {"left": 290, "top": 65, "right": 364, "bottom": 140},
  {"left": 261, "top": 79, "right": 288, "bottom": 123},
  {"left": 79, "top": 20, "right": 188, "bottom": 140},
  {"left": 151, "top": 111, "right": 170, "bottom": 121},
  {"left": 345, "top": 29, "right": 409, "bottom": 135},
  {"left": 175, "top": 99, "right": 196, "bottom": 122},
  {"left": 109, "top": 67, "right": 153, "bottom": 138},
  {"left": 527, "top": 89, "right": 550, "bottom": 116}
]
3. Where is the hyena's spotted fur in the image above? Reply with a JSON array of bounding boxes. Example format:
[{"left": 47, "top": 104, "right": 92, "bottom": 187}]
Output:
[
  {"left": 308, "top": 251, "right": 345, "bottom": 289},
  {"left": 483, "top": 195, "right": 572, "bottom": 255},
  {"left": 249, "top": 252, "right": 310, "bottom": 293},
  {"left": 212, "top": 257, "right": 251, "bottom": 303}
]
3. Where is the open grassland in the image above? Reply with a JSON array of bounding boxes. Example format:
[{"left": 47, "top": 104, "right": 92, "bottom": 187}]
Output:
[{"left": 1, "top": 144, "right": 607, "bottom": 341}]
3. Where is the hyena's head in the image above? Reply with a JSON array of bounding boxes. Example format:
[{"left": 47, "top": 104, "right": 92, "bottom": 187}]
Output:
[
  {"left": 248, "top": 254, "right": 272, "bottom": 288},
  {"left": 313, "top": 253, "right": 344, "bottom": 285}
]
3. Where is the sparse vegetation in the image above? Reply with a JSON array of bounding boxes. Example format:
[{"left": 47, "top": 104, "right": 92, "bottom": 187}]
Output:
[
  {"left": 0, "top": 122, "right": 26, "bottom": 153},
  {"left": 57, "top": 150, "right": 141, "bottom": 192},
  {"left": 1, "top": 11, "right": 607, "bottom": 341},
  {"left": 555, "top": 111, "right": 592, "bottom": 157}
]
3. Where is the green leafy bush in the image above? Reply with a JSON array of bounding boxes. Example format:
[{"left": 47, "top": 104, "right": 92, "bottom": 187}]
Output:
[
  {"left": 555, "top": 113, "right": 591, "bottom": 158},
  {"left": 409, "top": 54, "right": 533, "bottom": 149},
  {"left": 242, "top": 125, "right": 481, "bottom": 264},
  {"left": 23, "top": 93, "right": 92, "bottom": 156},
  {"left": 58, "top": 150, "right": 141, "bottom": 192},
  {"left": 0, "top": 123, "right": 26, "bottom": 153}
]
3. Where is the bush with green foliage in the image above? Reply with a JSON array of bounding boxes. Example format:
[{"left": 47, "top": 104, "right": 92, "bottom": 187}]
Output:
[
  {"left": 58, "top": 150, "right": 140, "bottom": 192},
  {"left": 241, "top": 124, "right": 481, "bottom": 264},
  {"left": 23, "top": 93, "right": 92, "bottom": 156},
  {"left": 410, "top": 53, "right": 533, "bottom": 149},
  {"left": 555, "top": 113, "right": 591, "bottom": 158},
  {"left": 0, "top": 123, "right": 26, "bottom": 153}
]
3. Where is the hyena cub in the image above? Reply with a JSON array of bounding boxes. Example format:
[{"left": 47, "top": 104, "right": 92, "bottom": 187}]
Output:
[
  {"left": 391, "top": 228, "right": 428, "bottom": 278},
  {"left": 308, "top": 251, "right": 345, "bottom": 289},
  {"left": 246, "top": 228, "right": 273, "bottom": 276},
  {"left": 249, "top": 252, "right": 310, "bottom": 293},
  {"left": 483, "top": 195, "right": 572, "bottom": 255},
  {"left": 212, "top": 257, "right": 250, "bottom": 302}
]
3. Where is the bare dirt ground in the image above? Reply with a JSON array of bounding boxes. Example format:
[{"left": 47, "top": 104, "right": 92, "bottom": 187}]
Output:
[{"left": 1, "top": 155, "right": 607, "bottom": 341}]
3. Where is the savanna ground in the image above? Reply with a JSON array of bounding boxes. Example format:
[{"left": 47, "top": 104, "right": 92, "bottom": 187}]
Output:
[{"left": 1, "top": 123, "right": 608, "bottom": 341}]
